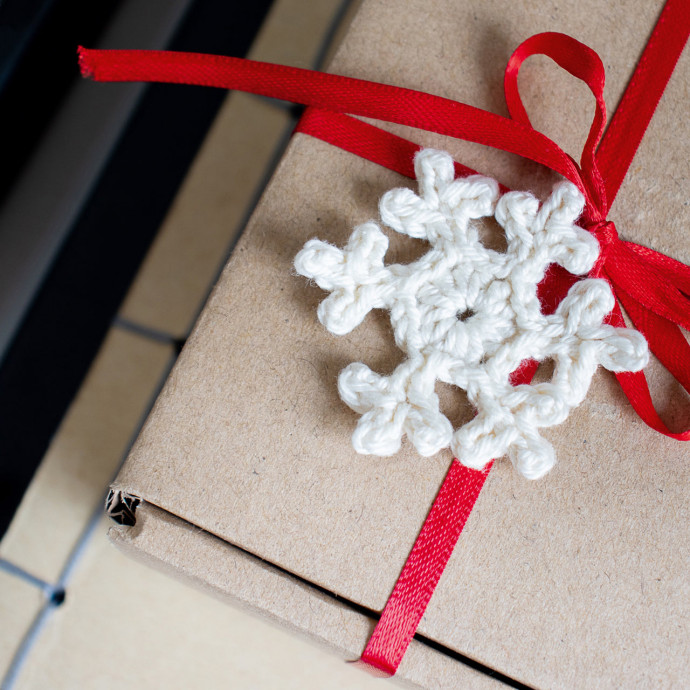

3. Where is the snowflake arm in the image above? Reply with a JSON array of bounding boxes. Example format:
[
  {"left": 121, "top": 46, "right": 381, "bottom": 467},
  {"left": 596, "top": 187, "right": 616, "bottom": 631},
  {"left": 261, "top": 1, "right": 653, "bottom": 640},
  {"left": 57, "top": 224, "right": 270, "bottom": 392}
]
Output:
[
  {"left": 380, "top": 151, "right": 499, "bottom": 248},
  {"left": 295, "top": 222, "right": 393, "bottom": 335},
  {"left": 455, "top": 279, "right": 647, "bottom": 478},
  {"left": 339, "top": 357, "right": 453, "bottom": 457}
]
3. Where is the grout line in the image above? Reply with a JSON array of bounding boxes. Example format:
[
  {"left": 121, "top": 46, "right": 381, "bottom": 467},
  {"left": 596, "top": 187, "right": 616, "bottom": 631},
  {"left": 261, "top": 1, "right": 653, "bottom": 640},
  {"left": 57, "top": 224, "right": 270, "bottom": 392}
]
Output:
[
  {"left": 0, "top": 559, "right": 57, "bottom": 600},
  {"left": 113, "top": 316, "right": 181, "bottom": 345},
  {"left": 54, "top": 496, "right": 114, "bottom": 592},
  {"left": 0, "top": 601, "right": 54, "bottom": 690},
  {"left": 113, "top": 316, "right": 186, "bottom": 355}
]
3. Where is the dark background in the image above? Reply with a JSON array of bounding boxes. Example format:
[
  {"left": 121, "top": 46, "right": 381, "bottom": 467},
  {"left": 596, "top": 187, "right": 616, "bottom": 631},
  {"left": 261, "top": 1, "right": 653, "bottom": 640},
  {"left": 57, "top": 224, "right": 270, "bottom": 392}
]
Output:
[{"left": 0, "top": 0, "right": 274, "bottom": 536}]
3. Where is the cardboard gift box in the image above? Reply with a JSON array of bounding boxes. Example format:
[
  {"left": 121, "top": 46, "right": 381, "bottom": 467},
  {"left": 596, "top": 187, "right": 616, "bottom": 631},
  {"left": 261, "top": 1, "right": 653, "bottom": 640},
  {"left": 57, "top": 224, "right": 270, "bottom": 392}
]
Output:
[{"left": 106, "top": 0, "right": 690, "bottom": 687}]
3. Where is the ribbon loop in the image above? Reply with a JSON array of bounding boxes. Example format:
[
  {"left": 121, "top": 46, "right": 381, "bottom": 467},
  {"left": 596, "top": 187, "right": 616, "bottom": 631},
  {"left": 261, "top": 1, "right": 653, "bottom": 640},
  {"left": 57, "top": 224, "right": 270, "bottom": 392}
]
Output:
[{"left": 505, "top": 31, "right": 609, "bottom": 220}]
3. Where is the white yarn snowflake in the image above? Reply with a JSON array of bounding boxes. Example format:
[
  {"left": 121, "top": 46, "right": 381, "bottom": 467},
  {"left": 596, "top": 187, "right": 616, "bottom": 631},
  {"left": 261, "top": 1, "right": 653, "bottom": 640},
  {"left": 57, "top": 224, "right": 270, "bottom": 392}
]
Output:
[{"left": 295, "top": 150, "right": 648, "bottom": 479}]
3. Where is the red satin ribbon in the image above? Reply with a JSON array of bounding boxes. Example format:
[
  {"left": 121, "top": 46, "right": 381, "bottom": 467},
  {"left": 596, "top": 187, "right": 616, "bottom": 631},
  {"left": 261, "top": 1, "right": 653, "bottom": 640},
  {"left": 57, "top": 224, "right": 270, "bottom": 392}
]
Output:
[
  {"left": 358, "top": 459, "right": 493, "bottom": 675},
  {"left": 79, "top": 0, "right": 689, "bottom": 676}
]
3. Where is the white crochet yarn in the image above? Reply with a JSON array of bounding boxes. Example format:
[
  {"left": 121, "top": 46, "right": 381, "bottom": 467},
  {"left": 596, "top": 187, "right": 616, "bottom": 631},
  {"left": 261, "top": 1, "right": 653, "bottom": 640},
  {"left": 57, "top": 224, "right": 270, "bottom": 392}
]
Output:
[{"left": 295, "top": 150, "right": 648, "bottom": 479}]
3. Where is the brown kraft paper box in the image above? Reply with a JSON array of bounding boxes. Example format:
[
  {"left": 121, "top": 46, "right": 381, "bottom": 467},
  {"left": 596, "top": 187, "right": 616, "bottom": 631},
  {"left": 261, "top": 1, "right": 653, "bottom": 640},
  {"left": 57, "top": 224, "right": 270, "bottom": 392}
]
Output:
[{"left": 108, "top": 1, "right": 690, "bottom": 687}]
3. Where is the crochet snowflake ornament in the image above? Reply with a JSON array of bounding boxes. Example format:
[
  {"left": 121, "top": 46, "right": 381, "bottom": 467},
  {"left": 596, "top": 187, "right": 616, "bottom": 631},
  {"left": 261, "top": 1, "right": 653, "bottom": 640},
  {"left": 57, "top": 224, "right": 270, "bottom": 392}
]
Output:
[{"left": 295, "top": 150, "right": 648, "bottom": 479}]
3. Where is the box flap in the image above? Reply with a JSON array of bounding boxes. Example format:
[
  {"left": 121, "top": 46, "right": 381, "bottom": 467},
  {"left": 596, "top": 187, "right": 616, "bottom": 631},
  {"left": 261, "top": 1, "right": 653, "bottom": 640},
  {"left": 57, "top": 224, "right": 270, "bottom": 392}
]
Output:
[{"left": 111, "top": 501, "right": 507, "bottom": 689}]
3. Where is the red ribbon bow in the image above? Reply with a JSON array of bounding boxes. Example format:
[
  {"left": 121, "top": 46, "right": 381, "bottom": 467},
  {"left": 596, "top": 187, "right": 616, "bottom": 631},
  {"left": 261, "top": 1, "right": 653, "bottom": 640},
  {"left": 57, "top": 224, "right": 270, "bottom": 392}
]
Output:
[
  {"left": 506, "top": 29, "right": 690, "bottom": 443},
  {"left": 79, "top": 0, "right": 689, "bottom": 677}
]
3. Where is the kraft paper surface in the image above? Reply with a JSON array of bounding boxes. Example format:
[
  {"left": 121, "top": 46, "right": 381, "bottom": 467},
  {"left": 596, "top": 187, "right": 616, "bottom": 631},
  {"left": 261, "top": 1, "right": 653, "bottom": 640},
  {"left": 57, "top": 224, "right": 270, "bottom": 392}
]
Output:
[{"left": 114, "top": 1, "right": 690, "bottom": 687}]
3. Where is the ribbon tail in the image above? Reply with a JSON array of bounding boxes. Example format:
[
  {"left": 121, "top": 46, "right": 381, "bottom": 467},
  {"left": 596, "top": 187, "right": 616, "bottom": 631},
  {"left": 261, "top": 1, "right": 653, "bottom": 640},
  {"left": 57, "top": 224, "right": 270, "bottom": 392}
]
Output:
[
  {"left": 617, "top": 287, "right": 690, "bottom": 395},
  {"left": 77, "top": 47, "right": 585, "bottom": 190},
  {"left": 625, "top": 241, "right": 690, "bottom": 296},
  {"left": 607, "top": 300, "right": 690, "bottom": 440},
  {"left": 601, "top": 240, "right": 690, "bottom": 438},
  {"left": 604, "top": 242, "right": 690, "bottom": 332},
  {"left": 615, "top": 370, "right": 690, "bottom": 441}
]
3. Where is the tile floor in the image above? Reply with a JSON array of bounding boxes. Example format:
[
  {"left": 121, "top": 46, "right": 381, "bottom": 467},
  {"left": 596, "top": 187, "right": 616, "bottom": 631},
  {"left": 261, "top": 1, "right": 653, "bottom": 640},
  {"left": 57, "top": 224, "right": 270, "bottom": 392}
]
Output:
[{"left": 0, "top": 1, "right": 386, "bottom": 687}]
